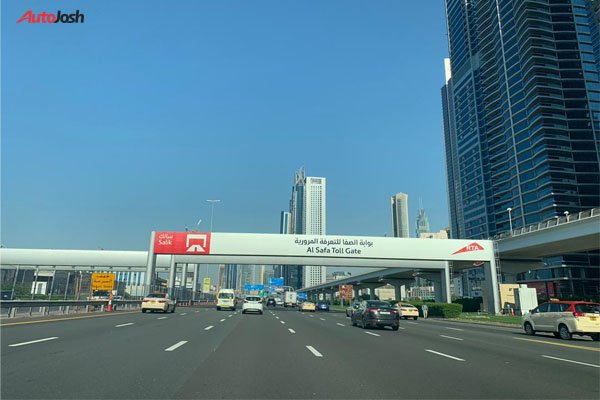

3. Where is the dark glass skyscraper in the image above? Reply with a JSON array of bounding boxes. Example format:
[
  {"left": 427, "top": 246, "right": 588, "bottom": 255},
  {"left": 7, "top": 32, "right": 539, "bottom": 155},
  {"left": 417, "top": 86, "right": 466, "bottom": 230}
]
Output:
[{"left": 443, "top": 0, "right": 600, "bottom": 298}]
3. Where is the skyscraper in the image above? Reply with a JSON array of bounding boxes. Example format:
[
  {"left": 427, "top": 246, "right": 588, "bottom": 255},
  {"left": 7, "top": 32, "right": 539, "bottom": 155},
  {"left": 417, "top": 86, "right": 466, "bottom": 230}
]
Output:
[
  {"left": 443, "top": 0, "right": 600, "bottom": 298},
  {"left": 285, "top": 167, "right": 327, "bottom": 289},
  {"left": 415, "top": 199, "right": 430, "bottom": 238},
  {"left": 391, "top": 193, "right": 410, "bottom": 238},
  {"left": 274, "top": 211, "right": 292, "bottom": 280},
  {"left": 302, "top": 176, "right": 327, "bottom": 288}
]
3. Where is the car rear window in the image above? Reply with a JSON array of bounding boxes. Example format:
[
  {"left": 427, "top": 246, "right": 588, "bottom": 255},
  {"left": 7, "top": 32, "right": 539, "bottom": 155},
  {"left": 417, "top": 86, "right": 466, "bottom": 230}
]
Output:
[
  {"left": 146, "top": 293, "right": 166, "bottom": 298},
  {"left": 246, "top": 297, "right": 261, "bottom": 302},
  {"left": 219, "top": 293, "right": 234, "bottom": 299},
  {"left": 575, "top": 304, "right": 600, "bottom": 314},
  {"left": 400, "top": 304, "right": 415, "bottom": 308},
  {"left": 367, "top": 301, "right": 392, "bottom": 309}
]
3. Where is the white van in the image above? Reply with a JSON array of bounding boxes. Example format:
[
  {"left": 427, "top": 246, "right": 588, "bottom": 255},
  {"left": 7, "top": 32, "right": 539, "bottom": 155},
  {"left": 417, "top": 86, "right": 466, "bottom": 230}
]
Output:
[{"left": 216, "top": 289, "right": 236, "bottom": 311}]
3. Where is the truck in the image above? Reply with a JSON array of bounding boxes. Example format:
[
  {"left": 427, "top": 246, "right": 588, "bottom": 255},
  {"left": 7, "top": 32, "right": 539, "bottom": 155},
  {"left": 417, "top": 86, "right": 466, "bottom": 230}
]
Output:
[{"left": 284, "top": 291, "right": 297, "bottom": 307}]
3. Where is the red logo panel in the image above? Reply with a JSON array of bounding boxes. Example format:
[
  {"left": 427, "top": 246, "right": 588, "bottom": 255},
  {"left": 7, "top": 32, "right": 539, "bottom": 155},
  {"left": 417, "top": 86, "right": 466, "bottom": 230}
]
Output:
[
  {"left": 452, "top": 242, "right": 484, "bottom": 255},
  {"left": 154, "top": 232, "right": 211, "bottom": 255}
]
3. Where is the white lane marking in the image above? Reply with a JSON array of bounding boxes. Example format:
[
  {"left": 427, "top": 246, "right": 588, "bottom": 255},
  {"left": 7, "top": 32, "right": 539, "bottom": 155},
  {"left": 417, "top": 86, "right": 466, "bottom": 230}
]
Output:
[
  {"left": 445, "top": 327, "right": 463, "bottom": 331},
  {"left": 115, "top": 323, "right": 134, "bottom": 328},
  {"left": 157, "top": 317, "right": 168, "bottom": 320},
  {"left": 542, "top": 355, "right": 599, "bottom": 368},
  {"left": 425, "top": 349, "right": 465, "bottom": 361},
  {"left": 336, "top": 323, "right": 345, "bottom": 327},
  {"left": 9, "top": 337, "right": 59, "bottom": 347},
  {"left": 276, "top": 316, "right": 279, "bottom": 319},
  {"left": 288, "top": 329, "right": 296, "bottom": 334},
  {"left": 440, "top": 335, "right": 464, "bottom": 341},
  {"left": 306, "top": 345, "right": 323, "bottom": 357},
  {"left": 280, "top": 321, "right": 286, "bottom": 324},
  {"left": 320, "top": 318, "right": 326, "bottom": 321},
  {"left": 228, "top": 315, "right": 233, "bottom": 318},
  {"left": 407, "top": 321, "right": 419, "bottom": 325},
  {"left": 220, "top": 319, "right": 226, "bottom": 322},
  {"left": 365, "top": 332, "right": 380, "bottom": 337},
  {"left": 195, "top": 311, "right": 200, "bottom": 313},
  {"left": 398, "top": 327, "right": 406, "bottom": 330},
  {"left": 165, "top": 341, "right": 188, "bottom": 352},
  {"left": 205, "top": 325, "right": 214, "bottom": 331},
  {"left": 309, "top": 315, "right": 314, "bottom": 318},
  {"left": 180, "top": 313, "right": 187, "bottom": 316}
]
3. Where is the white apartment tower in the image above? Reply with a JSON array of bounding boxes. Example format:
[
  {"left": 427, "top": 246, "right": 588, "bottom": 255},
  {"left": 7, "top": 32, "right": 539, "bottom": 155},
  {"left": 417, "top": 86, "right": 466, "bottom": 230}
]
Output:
[{"left": 303, "top": 176, "right": 327, "bottom": 288}]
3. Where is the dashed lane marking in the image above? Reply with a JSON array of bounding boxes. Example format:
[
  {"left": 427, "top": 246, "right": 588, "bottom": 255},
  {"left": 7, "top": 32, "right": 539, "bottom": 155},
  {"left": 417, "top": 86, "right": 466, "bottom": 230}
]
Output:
[
  {"left": 306, "top": 345, "right": 323, "bottom": 357},
  {"left": 336, "top": 323, "right": 345, "bottom": 327},
  {"left": 205, "top": 325, "right": 214, "bottom": 331},
  {"left": 165, "top": 341, "right": 187, "bottom": 352},
  {"left": 445, "top": 327, "right": 463, "bottom": 331},
  {"left": 220, "top": 319, "right": 226, "bottom": 322},
  {"left": 157, "top": 317, "right": 168, "bottom": 320},
  {"left": 8, "top": 337, "right": 59, "bottom": 347},
  {"left": 115, "top": 323, "right": 134, "bottom": 328},
  {"left": 425, "top": 349, "right": 465, "bottom": 361},
  {"left": 542, "top": 355, "right": 599, "bottom": 368},
  {"left": 288, "top": 329, "right": 296, "bottom": 334},
  {"left": 440, "top": 335, "right": 463, "bottom": 341},
  {"left": 365, "top": 332, "right": 380, "bottom": 337}
]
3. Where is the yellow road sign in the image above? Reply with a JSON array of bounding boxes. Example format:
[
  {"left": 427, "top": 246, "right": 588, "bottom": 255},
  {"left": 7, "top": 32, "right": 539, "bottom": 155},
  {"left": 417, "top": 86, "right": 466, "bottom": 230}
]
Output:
[{"left": 91, "top": 273, "right": 115, "bottom": 291}]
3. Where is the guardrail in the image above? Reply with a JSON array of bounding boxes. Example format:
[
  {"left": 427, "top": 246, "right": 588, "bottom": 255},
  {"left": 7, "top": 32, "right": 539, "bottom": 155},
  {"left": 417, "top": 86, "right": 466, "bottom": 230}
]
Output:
[
  {"left": 492, "top": 207, "right": 599, "bottom": 240},
  {"left": 0, "top": 300, "right": 142, "bottom": 318}
]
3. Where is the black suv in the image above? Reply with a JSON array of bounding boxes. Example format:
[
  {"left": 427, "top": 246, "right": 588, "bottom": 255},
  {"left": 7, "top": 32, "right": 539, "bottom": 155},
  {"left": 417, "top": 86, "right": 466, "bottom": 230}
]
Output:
[{"left": 266, "top": 298, "right": 277, "bottom": 307}]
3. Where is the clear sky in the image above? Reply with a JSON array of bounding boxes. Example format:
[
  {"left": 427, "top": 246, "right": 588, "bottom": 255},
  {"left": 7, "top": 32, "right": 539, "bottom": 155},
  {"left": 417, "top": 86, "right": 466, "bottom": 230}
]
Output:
[{"left": 2, "top": 0, "right": 450, "bottom": 257}]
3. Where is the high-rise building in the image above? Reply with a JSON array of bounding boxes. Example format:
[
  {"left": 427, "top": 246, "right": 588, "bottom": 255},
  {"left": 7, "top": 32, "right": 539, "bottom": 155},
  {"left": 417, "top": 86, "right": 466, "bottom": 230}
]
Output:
[
  {"left": 223, "top": 264, "right": 238, "bottom": 290},
  {"left": 443, "top": 0, "right": 600, "bottom": 299},
  {"left": 275, "top": 211, "right": 292, "bottom": 279},
  {"left": 415, "top": 200, "right": 430, "bottom": 238},
  {"left": 391, "top": 193, "right": 410, "bottom": 238},
  {"left": 302, "top": 176, "right": 327, "bottom": 288},
  {"left": 284, "top": 168, "right": 327, "bottom": 289}
]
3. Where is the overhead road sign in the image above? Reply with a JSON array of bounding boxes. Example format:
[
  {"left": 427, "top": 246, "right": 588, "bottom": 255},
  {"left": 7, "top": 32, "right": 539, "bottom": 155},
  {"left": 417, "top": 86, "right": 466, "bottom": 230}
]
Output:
[
  {"left": 269, "top": 277, "right": 284, "bottom": 287},
  {"left": 244, "top": 284, "right": 264, "bottom": 291}
]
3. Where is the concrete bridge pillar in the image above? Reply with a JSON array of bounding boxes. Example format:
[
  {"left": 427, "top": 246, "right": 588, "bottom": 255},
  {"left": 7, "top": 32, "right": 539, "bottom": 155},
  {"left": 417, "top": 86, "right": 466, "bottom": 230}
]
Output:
[{"left": 168, "top": 256, "right": 176, "bottom": 298}]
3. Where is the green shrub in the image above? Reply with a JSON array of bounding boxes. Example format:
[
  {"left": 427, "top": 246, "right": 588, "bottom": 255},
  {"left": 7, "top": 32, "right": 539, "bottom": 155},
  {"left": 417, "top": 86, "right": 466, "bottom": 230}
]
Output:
[{"left": 428, "top": 303, "right": 462, "bottom": 318}]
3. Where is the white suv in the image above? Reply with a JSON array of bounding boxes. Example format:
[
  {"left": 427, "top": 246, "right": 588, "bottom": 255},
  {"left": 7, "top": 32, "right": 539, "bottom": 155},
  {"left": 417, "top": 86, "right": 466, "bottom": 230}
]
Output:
[
  {"left": 242, "top": 296, "right": 263, "bottom": 314},
  {"left": 523, "top": 301, "right": 599, "bottom": 341}
]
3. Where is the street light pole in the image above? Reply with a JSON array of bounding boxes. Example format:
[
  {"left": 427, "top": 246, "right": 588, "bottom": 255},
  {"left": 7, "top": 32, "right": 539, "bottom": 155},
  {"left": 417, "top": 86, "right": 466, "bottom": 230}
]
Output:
[
  {"left": 507, "top": 207, "right": 513, "bottom": 235},
  {"left": 206, "top": 199, "right": 221, "bottom": 232}
]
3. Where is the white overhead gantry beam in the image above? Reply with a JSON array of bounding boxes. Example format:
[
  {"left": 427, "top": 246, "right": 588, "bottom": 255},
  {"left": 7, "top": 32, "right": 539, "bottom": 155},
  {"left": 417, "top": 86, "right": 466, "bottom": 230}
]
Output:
[{"left": 146, "top": 231, "right": 500, "bottom": 313}]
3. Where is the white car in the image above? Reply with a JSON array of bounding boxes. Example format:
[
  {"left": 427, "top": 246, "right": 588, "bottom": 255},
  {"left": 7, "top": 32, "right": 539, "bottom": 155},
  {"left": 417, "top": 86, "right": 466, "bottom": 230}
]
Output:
[
  {"left": 142, "top": 293, "right": 176, "bottom": 313},
  {"left": 275, "top": 297, "right": 284, "bottom": 306},
  {"left": 242, "top": 296, "right": 263, "bottom": 314}
]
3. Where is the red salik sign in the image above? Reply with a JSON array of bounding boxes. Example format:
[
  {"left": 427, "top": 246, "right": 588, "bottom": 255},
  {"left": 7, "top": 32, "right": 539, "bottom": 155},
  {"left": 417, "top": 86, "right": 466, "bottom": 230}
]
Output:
[{"left": 154, "top": 232, "right": 212, "bottom": 255}]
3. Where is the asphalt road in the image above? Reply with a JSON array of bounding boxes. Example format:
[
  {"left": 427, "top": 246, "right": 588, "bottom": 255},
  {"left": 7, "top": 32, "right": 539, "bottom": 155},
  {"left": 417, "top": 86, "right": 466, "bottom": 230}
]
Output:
[{"left": 1, "top": 306, "right": 599, "bottom": 399}]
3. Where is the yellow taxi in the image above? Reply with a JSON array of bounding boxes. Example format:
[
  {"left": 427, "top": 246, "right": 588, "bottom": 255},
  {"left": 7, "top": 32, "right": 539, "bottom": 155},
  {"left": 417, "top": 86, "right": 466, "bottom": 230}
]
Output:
[{"left": 299, "top": 301, "right": 316, "bottom": 312}]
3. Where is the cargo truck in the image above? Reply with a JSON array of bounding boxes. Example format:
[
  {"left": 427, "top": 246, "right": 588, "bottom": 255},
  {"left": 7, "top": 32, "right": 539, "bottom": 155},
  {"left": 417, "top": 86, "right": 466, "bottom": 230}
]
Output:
[{"left": 284, "top": 291, "right": 297, "bottom": 307}]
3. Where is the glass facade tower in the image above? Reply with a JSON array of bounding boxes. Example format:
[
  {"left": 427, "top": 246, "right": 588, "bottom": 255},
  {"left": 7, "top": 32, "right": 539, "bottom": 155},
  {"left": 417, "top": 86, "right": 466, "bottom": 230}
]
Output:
[{"left": 443, "top": 0, "right": 600, "bottom": 299}]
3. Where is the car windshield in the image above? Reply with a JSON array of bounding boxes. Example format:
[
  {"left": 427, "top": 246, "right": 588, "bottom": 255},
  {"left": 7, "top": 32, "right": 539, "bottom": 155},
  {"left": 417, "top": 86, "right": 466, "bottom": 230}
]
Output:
[
  {"left": 219, "top": 293, "right": 234, "bottom": 299},
  {"left": 146, "top": 293, "right": 166, "bottom": 298},
  {"left": 575, "top": 304, "right": 600, "bottom": 313}
]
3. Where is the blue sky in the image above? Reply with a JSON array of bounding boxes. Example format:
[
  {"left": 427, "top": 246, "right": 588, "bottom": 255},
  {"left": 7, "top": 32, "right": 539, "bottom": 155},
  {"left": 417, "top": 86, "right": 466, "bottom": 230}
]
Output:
[{"left": 2, "top": 0, "right": 450, "bottom": 254}]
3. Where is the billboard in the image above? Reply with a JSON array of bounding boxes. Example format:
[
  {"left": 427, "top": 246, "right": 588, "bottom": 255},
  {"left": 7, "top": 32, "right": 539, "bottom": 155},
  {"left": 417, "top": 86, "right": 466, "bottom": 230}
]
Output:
[
  {"left": 339, "top": 284, "right": 353, "bottom": 300},
  {"left": 202, "top": 277, "right": 211, "bottom": 293},
  {"left": 154, "top": 232, "right": 211, "bottom": 255},
  {"left": 91, "top": 273, "right": 115, "bottom": 291}
]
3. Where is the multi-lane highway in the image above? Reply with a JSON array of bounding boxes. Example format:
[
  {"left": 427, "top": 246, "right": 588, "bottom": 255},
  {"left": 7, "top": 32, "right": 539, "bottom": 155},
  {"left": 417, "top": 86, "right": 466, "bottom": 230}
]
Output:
[{"left": 1, "top": 307, "right": 599, "bottom": 399}]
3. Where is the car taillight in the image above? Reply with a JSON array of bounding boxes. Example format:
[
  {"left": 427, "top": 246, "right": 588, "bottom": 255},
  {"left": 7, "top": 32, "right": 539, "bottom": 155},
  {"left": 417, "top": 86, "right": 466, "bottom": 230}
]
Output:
[
  {"left": 573, "top": 312, "right": 585, "bottom": 317},
  {"left": 244, "top": 300, "right": 248, "bottom": 303},
  {"left": 391, "top": 310, "right": 398, "bottom": 314},
  {"left": 158, "top": 300, "right": 166, "bottom": 303},
  {"left": 142, "top": 300, "right": 148, "bottom": 302},
  {"left": 367, "top": 308, "right": 377, "bottom": 314}
]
